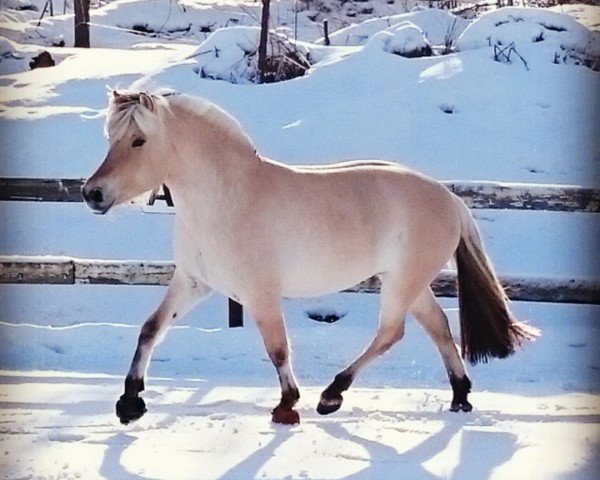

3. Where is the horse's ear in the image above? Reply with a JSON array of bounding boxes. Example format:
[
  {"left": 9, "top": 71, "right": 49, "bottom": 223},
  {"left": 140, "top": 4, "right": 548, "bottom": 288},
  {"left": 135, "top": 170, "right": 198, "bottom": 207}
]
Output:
[
  {"left": 112, "top": 90, "right": 127, "bottom": 105},
  {"left": 139, "top": 92, "right": 155, "bottom": 112}
]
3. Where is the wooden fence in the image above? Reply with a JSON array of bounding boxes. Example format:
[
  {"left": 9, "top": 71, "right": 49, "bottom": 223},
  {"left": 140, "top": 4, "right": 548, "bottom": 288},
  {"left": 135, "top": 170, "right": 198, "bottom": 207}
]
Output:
[
  {"left": 1, "top": 256, "right": 598, "bottom": 306},
  {"left": 1, "top": 177, "right": 599, "bottom": 327},
  {"left": 1, "top": 177, "right": 599, "bottom": 212}
]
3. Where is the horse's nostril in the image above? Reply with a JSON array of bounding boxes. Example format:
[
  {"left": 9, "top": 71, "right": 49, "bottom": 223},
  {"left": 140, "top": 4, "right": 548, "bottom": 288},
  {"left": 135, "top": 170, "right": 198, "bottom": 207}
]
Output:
[{"left": 88, "top": 188, "right": 104, "bottom": 204}]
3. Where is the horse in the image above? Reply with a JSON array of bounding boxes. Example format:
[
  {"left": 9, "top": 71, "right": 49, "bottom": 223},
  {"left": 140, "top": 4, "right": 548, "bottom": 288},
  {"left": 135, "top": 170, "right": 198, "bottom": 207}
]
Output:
[{"left": 82, "top": 89, "right": 538, "bottom": 425}]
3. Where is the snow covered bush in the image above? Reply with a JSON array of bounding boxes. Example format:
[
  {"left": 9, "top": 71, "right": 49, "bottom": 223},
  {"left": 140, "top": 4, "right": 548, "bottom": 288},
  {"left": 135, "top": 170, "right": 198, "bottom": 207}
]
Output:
[
  {"left": 367, "top": 21, "right": 433, "bottom": 57},
  {"left": 0, "top": 0, "right": 37, "bottom": 11},
  {"left": 0, "top": 37, "right": 34, "bottom": 75},
  {"left": 98, "top": 0, "right": 252, "bottom": 37},
  {"left": 456, "top": 7, "right": 600, "bottom": 70},
  {"left": 192, "top": 26, "right": 311, "bottom": 84},
  {"left": 327, "top": 8, "right": 469, "bottom": 48}
]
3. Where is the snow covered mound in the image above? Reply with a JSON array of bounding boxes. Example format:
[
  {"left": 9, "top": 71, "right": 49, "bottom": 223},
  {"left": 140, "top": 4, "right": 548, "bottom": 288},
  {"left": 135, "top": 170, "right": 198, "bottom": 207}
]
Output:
[
  {"left": 95, "top": 0, "right": 253, "bottom": 37},
  {"left": 1, "top": 0, "right": 258, "bottom": 49},
  {"left": 547, "top": 3, "right": 600, "bottom": 32},
  {"left": 1, "top": 0, "right": 37, "bottom": 10},
  {"left": 1, "top": 0, "right": 468, "bottom": 52},
  {"left": 0, "top": 36, "right": 49, "bottom": 75},
  {"left": 327, "top": 8, "right": 470, "bottom": 48},
  {"left": 0, "top": 37, "right": 23, "bottom": 74},
  {"left": 456, "top": 7, "right": 600, "bottom": 69},
  {"left": 367, "top": 21, "right": 432, "bottom": 58},
  {"left": 192, "top": 26, "right": 311, "bottom": 84}
]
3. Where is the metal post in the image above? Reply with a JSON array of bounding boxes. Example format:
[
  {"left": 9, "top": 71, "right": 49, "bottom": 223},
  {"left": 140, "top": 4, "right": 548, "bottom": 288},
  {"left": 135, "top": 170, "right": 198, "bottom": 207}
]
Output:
[{"left": 228, "top": 298, "right": 244, "bottom": 328}]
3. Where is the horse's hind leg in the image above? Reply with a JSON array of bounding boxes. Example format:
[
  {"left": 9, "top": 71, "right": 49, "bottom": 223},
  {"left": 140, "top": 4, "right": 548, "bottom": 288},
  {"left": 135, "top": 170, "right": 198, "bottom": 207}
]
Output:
[
  {"left": 247, "top": 300, "right": 300, "bottom": 425},
  {"left": 317, "top": 275, "right": 410, "bottom": 415},
  {"left": 116, "top": 271, "right": 211, "bottom": 424},
  {"left": 409, "top": 288, "right": 472, "bottom": 412}
]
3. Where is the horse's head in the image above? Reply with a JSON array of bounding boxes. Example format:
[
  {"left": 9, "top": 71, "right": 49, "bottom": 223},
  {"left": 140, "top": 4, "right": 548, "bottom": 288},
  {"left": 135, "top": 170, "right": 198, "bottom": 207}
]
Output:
[{"left": 82, "top": 90, "right": 170, "bottom": 214}]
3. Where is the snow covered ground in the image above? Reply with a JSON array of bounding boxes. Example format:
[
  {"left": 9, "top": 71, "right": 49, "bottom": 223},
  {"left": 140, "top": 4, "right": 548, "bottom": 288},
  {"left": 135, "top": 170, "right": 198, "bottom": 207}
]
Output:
[
  {"left": 1, "top": 293, "right": 599, "bottom": 479},
  {"left": 1, "top": 2, "right": 599, "bottom": 479}
]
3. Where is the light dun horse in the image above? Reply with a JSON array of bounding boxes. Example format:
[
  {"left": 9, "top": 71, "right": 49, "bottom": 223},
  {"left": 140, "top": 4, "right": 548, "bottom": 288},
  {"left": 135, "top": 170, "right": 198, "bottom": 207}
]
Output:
[{"left": 83, "top": 90, "right": 538, "bottom": 425}]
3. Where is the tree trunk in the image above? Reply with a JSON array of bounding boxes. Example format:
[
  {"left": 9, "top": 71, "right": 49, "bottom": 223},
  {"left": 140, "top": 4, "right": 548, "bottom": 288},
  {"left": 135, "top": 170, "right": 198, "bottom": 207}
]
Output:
[
  {"left": 74, "top": 0, "right": 90, "bottom": 48},
  {"left": 258, "top": 0, "right": 270, "bottom": 83}
]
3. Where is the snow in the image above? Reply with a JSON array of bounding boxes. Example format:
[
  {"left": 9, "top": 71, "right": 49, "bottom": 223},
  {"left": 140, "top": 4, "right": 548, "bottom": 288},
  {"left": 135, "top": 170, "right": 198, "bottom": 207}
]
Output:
[
  {"left": 548, "top": 3, "right": 600, "bottom": 32},
  {"left": 1, "top": 1, "right": 600, "bottom": 479},
  {"left": 455, "top": 7, "right": 600, "bottom": 68},
  {"left": 327, "top": 8, "right": 470, "bottom": 47},
  {"left": 191, "top": 26, "right": 313, "bottom": 83},
  {"left": 366, "top": 21, "right": 433, "bottom": 58},
  {"left": 1, "top": 292, "right": 599, "bottom": 479}
]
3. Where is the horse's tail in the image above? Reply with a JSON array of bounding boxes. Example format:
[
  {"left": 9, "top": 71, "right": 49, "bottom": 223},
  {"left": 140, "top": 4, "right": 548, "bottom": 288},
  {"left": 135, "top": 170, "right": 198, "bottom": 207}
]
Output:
[{"left": 454, "top": 198, "right": 539, "bottom": 364}]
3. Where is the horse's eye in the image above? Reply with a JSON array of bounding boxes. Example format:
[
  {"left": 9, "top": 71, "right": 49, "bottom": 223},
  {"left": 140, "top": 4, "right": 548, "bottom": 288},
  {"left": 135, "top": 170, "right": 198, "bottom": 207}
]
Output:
[{"left": 132, "top": 138, "right": 146, "bottom": 148}]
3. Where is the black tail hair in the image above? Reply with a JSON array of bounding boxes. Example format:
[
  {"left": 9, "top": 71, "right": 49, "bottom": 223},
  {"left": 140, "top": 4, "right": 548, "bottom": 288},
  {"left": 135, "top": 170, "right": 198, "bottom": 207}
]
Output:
[{"left": 455, "top": 203, "right": 539, "bottom": 365}]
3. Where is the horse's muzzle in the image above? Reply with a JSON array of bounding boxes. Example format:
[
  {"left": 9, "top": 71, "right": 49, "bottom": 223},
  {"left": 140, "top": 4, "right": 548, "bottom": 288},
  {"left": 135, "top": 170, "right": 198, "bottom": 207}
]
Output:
[{"left": 82, "top": 184, "right": 114, "bottom": 214}]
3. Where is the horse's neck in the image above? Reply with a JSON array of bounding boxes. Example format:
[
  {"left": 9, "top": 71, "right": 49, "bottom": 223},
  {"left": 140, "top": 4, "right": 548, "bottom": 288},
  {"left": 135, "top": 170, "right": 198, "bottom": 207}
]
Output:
[{"left": 165, "top": 102, "right": 262, "bottom": 207}]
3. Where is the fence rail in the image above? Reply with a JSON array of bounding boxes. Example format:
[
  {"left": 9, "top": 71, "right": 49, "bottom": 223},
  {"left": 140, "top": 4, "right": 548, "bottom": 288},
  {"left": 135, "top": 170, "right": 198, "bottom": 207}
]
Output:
[
  {"left": 2, "top": 177, "right": 599, "bottom": 328},
  {"left": 1, "top": 256, "right": 598, "bottom": 306},
  {"left": 1, "top": 177, "right": 599, "bottom": 212}
]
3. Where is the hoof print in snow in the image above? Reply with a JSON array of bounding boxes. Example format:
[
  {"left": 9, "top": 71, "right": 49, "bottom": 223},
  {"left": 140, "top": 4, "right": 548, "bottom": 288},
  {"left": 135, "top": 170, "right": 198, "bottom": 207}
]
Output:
[
  {"left": 305, "top": 309, "right": 347, "bottom": 324},
  {"left": 116, "top": 395, "right": 147, "bottom": 425},
  {"left": 439, "top": 103, "right": 457, "bottom": 114}
]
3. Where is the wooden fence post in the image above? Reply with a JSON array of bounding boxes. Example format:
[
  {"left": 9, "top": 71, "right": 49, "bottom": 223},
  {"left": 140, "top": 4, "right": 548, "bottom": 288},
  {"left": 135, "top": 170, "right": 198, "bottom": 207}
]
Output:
[
  {"left": 258, "top": 0, "right": 271, "bottom": 83},
  {"left": 228, "top": 298, "right": 244, "bottom": 328},
  {"left": 74, "top": 0, "right": 90, "bottom": 48}
]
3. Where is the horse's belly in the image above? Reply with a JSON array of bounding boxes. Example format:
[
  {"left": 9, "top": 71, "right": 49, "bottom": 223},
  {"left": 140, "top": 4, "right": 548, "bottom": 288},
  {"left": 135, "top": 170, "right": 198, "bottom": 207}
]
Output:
[
  {"left": 278, "top": 253, "right": 380, "bottom": 298},
  {"left": 281, "top": 278, "right": 367, "bottom": 298},
  {"left": 275, "top": 219, "right": 396, "bottom": 298}
]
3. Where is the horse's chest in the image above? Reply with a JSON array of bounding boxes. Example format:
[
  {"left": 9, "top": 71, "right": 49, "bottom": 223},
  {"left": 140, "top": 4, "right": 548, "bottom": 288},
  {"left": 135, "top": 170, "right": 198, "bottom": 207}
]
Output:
[{"left": 174, "top": 228, "right": 247, "bottom": 296}]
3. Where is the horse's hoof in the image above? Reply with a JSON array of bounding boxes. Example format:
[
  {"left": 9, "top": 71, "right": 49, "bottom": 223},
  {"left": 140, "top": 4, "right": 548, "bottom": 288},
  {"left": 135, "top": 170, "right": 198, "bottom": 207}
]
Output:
[
  {"left": 271, "top": 405, "right": 300, "bottom": 425},
  {"left": 116, "top": 395, "right": 147, "bottom": 424},
  {"left": 316, "top": 394, "right": 343, "bottom": 415},
  {"left": 450, "top": 400, "right": 473, "bottom": 413}
]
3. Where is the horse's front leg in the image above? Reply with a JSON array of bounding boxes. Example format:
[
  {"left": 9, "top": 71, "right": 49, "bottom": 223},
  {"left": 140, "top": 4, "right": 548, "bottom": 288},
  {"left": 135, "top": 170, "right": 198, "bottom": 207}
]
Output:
[
  {"left": 249, "top": 301, "right": 300, "bottom": 425},
  {"left": 116, "top": 271, "right": 211, "bottom": 424}
]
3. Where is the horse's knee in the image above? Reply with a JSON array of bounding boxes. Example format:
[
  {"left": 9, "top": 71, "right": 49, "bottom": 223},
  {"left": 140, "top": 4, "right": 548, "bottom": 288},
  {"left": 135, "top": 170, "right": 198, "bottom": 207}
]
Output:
[
  {"left": 269, "top": 347, "right": 288, "bottom": 368},
  {"left": 378, "top": 322, "right": 405, "bottom": 351},
  {"left": 139, "top": 312, "right": 162, "bottom": 343},
  {"left": 139, "top": 323, "right": 158, "bottom": 344},
  {"left": 392, "top": 323, "right": 405, "bottom": 342}
]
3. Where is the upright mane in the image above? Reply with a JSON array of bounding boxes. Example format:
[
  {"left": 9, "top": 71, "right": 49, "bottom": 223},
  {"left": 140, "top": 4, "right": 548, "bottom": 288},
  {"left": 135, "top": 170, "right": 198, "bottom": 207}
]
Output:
[
  {"left": 168, "top": 94, "right": 256, "bottom": 153},
  {"left": 105, "top": 90, "right": 171, "bottom": 141},
  {"left": 105, "top": 89, "right": 256, "bottom": 155}
]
